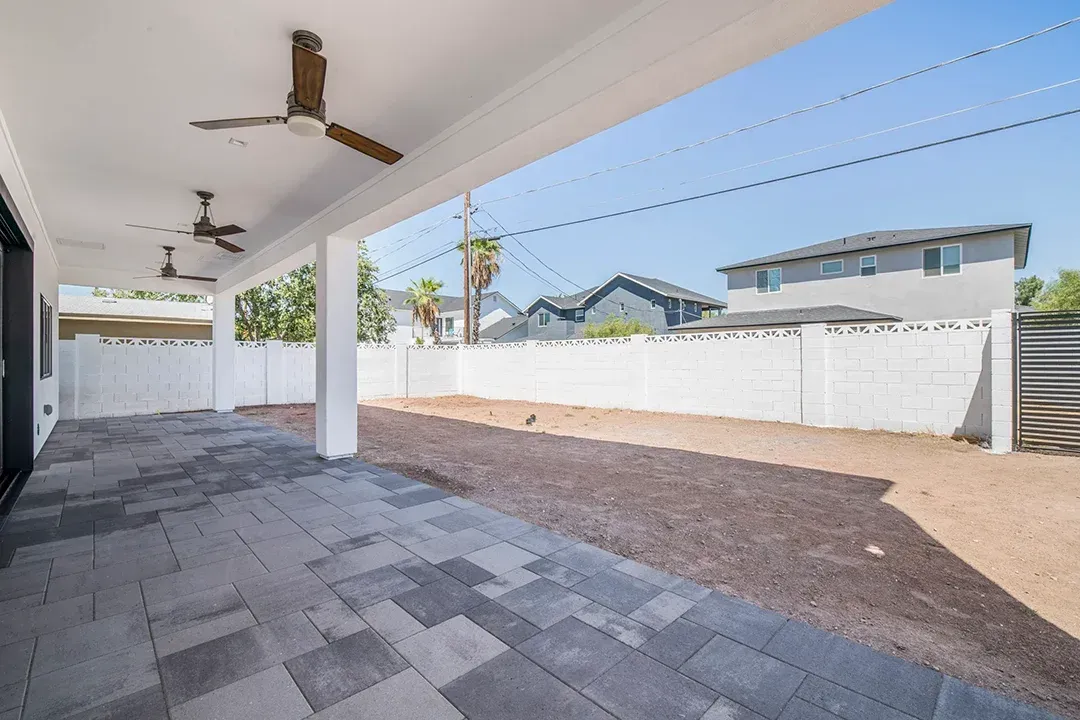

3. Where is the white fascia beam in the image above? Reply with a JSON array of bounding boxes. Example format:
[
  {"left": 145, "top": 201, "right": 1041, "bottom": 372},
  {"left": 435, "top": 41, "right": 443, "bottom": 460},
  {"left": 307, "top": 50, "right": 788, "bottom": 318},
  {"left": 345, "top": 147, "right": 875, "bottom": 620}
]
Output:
[{"left": 215, "top": 0, "right": 884, "bottom": 296}]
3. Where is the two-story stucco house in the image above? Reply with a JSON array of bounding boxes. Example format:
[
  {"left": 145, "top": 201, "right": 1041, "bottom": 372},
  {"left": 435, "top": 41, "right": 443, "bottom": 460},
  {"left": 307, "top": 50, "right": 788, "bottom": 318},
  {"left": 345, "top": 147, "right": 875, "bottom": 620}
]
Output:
[
  {"left": 507, "top": 272, "right": 726, "bottom": 341},
  {"left": 384, "top": 289, "right": 520, "bottom": 343},
  {"left": 674, "top": 224, "right": 1030, "bottom": 332}
]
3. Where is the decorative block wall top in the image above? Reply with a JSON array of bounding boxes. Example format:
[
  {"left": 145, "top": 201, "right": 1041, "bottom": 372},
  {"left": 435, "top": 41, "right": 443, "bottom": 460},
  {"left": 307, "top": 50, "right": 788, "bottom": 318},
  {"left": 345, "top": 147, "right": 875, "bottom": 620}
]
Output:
[
  {"left": 647, "top": 328, "right": 801, "bottom": 343},
  {"left": 282, "top": 342, "right": 315, "bottom": 349},
  {"left": 100, "top": 338, "right": 213, "bottom": 347},
  {"left": 237, "top": 341, "right": 267, "bottom": 348},
  {"left": 541, "top": 336, "right": 633, "bottom": 347},
  {"left": 460, "top": 342, "right": 530, "bottom": 351},
  {"left": 825, "top": 318, "right": 991, "bottom": 336}
]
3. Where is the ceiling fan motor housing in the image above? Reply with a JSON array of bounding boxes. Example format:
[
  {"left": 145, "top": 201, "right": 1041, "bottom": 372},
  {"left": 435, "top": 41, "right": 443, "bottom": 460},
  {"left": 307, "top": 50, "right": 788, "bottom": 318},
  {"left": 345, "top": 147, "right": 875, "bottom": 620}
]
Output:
[{"left": 286, "top": 91, "right": 327, "bottom": 137}]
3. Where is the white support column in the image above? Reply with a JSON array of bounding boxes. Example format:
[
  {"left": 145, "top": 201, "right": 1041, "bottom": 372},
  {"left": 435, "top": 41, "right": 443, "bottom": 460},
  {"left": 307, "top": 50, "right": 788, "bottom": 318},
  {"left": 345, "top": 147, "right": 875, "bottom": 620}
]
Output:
[
  {"left": 212, "top": 293, "right": 235, "bottom": 413},
  {"left": 990, "top": 309, "right": 1014, "bottom": 453},
  {"left": 316, "top": 235, "right": 358, "bottom": 459}
]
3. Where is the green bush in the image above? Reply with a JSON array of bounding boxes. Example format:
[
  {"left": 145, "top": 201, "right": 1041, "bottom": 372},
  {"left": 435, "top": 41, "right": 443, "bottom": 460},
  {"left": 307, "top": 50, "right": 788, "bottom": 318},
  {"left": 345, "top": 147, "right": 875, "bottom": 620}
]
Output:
[{"left": 583, "top": 314, "right": 654, "bottom": 338}]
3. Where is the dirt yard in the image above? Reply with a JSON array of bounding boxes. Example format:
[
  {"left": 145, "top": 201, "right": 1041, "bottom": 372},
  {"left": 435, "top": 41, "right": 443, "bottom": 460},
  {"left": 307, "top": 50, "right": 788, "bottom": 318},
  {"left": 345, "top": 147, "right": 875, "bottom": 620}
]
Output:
[{"left": 240, "top": 397, "right": 1080, "bottom": 716}]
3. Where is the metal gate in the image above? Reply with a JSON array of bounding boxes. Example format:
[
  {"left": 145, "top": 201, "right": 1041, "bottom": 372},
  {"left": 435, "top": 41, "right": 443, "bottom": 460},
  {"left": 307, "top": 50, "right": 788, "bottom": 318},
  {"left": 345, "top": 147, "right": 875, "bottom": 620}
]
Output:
[{"left": 1015, "top": 310, "right": 1080, "bottom": 454}]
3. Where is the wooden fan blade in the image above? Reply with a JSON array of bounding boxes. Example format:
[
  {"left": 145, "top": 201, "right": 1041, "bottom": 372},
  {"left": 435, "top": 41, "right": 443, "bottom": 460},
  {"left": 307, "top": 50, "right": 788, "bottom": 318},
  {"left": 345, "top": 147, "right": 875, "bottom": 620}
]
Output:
[
  {"left": 126, "top": 224, "right": 192, "bottom": 235},
  {"left": 209, "top": 224, "right": 245, "bottom": 237},
  {"left": 326, "top": 123, "right": 402, "bottom": 164},
  {"left": 292, "top": 45, "right": 326, "bottom": 112},
  {"left": 190, "top": 116, "right": 286, "bottom": 130},
  {"left": 177, "top": 274, "right": 218, "bottom": 283},
  {"left": 214, "top": 238, "right": 245, "bottom": 254}
]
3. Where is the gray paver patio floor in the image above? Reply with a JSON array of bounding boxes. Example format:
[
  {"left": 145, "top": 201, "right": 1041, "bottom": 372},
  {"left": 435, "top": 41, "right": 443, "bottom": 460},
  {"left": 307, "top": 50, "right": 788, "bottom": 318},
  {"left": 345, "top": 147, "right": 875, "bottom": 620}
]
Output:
[{"left": 0, "top": 412, "right": 1061, "bottom": 719}]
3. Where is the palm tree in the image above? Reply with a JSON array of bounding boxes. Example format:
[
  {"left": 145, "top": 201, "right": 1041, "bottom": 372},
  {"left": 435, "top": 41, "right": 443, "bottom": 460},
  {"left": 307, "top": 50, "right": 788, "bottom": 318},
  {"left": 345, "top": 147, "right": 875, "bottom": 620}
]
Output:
[
  {"left": 458, "top": 237, "right": 502, "bottom": 343},
  {"left": 404, "top": 277, "right": 443, "bottom": 343}
]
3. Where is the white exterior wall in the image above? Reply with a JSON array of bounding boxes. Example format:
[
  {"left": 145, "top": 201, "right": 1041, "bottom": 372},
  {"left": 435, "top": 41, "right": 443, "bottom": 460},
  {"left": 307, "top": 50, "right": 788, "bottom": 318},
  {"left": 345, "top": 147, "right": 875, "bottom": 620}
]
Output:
[
  {"left": 647, "top": 331, "right": 802, "bottom": 422},
  {"left": 535, "top": 338, "right": 635, "bottom": 408},
  {"left": 405, "top": 346, "right": 460, "bottom": 396},
  {"left": 283, "top": 343, "right": 316, "bottom": 404},
  {"left": 357, "top": 344, "right": 398, "bottom": 400},
  {"left": 727, "top": 232, "right": 1017, "bottom": 321},
  {"left": 462, "top": 342, "right": 535, "bottom": 401},
  {"left": 234, "top": 342, "right": 267, "bottom": 407},
  {"left": 57, "top": 317, "right": 1004, "bottom": 443},
  {"left": 823, "top": 322, "right": 991, "bottom": 436}
]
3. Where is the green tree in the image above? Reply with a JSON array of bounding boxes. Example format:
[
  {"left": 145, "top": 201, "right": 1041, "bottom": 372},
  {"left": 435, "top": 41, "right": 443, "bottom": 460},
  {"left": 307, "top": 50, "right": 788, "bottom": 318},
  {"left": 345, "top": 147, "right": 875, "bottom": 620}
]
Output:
[
  {"left": 458, "top": 237, "right": 502, "bottom": 342},
  {"left": 1034, "top": 269, "right": 1080, "bottom": 311},
  {"left": 404, "top": 277, "right": 443, "bottom": 343},
  {"left": 1014, "top": 275, "right": 1044, "bottom": 307},
  {"left": 583, "top": 314, "right": 654, "bottom": 338},
  {"left": 234, "top": 241, "right": 395, "bottom": 343},
  {"left": 91, "top": 288, "right": 205, "bottom": 303}
]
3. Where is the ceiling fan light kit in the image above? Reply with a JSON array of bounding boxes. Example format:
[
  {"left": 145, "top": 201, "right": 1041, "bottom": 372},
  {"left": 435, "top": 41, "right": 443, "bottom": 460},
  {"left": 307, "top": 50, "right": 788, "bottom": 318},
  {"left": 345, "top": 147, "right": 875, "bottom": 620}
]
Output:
[
  {"left": 189, "top": 30, "right": 402, "bottom": 164},
  {"left": 286, "top": 113, "right": 325, "bottom": 138}
]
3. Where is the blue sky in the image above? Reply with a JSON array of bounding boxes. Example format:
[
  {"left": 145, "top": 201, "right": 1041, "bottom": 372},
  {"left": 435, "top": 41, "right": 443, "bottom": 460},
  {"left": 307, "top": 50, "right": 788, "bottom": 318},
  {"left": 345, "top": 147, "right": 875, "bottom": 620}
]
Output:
[
  {"left": 63, "top": 0, "right": 1080, "bottom": 304},
  {"left": 364, "top": 0, "right": 1080, "bottom": 307}
]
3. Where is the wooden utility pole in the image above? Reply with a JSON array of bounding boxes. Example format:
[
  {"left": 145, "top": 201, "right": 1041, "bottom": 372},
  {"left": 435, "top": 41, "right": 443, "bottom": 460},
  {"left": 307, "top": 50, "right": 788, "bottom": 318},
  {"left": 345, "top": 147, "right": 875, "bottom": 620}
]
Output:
[{"left": 462, "top": 191, "right": 472, "bottom": 344}]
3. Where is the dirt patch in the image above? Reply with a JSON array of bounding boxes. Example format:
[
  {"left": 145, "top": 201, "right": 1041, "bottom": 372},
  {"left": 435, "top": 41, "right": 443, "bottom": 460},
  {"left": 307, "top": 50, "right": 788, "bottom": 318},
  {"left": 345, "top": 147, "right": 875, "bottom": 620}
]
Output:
[{"left": 240, "top": 400, "right": 1080, "bottom": 717}]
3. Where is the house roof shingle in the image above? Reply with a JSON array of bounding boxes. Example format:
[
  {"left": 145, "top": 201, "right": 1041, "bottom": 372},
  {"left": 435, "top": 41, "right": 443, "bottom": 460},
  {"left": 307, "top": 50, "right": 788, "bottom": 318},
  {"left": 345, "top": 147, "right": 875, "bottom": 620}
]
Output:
[
  {"left": 383, "top": 289, "right": 516, "bottom": 313},
  {"left": 526, "top": 272, "right": 726, "bottom": 312},
  {"left": 671, "top": 305, "right": 900, "bottom": 331},
  {"left": 716, "top": 224, "right": 1032, "bottom": 272},
  {"left": 59, "top": 295, "right": 212, "bottom": 322},
  {"left": 480, "top": 314, "right": 528, "bottom": 340}
]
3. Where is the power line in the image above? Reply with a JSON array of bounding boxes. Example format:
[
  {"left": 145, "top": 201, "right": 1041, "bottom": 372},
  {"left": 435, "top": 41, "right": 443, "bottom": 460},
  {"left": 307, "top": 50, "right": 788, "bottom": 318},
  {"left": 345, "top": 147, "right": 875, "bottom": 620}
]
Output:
[
  {"left": 470, "top": 215, "right": 568, "bottom": 295},
  {"left": 497, "top": 76, "right": 1080, "bottom": 229},
  {"left": 478, "top": 209, "right": 585, "bottom": 292},
  {"left": 376, "top": 244, "right": 460, "bottom": 283},
  {"left": 377, "top": 239, "right": 458, "bottom": 279},
  {"left": 477, "top": 16, "right": 1080, "bottom": 207},
  {"left": 484, "top": 107, "right": 1080, "bottom": 240},
  {"left": 370, "top": 212, "right": 458, "bottom": 264}
]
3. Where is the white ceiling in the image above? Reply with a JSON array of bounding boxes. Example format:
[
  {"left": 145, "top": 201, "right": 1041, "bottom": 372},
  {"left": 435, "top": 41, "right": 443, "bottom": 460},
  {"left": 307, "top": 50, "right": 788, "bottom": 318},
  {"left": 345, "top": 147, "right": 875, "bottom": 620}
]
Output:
[{"left": 0, "top": 0, "right": 888, "bottom": 294}]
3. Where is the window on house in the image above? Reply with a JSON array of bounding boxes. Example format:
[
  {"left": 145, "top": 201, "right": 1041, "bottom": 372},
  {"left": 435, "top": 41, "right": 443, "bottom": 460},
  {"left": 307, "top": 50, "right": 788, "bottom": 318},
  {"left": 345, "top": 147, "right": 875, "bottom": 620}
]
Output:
[
  {"left": 538, "top": 311, "right": 550, "bottom": 327},
  {"left": 821, "top": 259, "right": 843, "bottom": 275},
  {"left": 574, "top": 309, "right": 585, "bottom": 322},
  {"left": 40, "top": 295, "right": 53, "bottom": 379},
  {"left": 444, "top": 317, "right": 454, "bottom": 334},
  {"left": 755, "top": 267, "right": 782, "bottom": 294},
  {"left": 923, "top": 244, "right": 961, "bottom": 277},
  {"left": 860, "top": 255, "right": 877, "bottom": 276}
]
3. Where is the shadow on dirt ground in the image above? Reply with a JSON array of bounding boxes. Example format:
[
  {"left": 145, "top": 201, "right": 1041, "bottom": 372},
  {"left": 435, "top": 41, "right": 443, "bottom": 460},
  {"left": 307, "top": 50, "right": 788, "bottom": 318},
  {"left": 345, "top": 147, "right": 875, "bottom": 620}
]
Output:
[{"left": 241, "top": 403, "right": 1080, "bottom": 717}]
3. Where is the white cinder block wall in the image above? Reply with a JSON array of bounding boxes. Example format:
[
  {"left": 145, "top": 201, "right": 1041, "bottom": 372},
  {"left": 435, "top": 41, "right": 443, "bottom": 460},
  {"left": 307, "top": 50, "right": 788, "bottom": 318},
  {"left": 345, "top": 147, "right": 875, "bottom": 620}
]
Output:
[
  {"left": 58, "top": 318, "right": 1004, "bottom": 442},
  {"left": 647, "top": 332, "right": 802, "bottom": 422},
  {"left": 823, "top": 324, "right": 991, "bottom": 435}
]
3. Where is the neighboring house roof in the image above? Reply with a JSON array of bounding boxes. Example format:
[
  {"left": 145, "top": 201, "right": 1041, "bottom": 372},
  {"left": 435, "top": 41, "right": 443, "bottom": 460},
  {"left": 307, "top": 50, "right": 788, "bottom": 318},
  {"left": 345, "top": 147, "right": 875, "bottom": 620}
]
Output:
[
  {"left": 383, "top": 289, "right": 518, "bottom": 314},
  {"left": 594, "top": 273, "right": 726, "bottom": 307},
  {"left": 59, "top": 295, "right": 212, "bottom": 323},
  {"left": 672, "top": 305, "right": 900, "bottom": 331},
  {"left": 480, "top": 314, "right": 528, "bottom": 340},
  {"left": 524, "top": 272, "right": 726, "bottom": 313},
  {"left": 716, "top": 224, "right": 1032, "bottom": 272}
]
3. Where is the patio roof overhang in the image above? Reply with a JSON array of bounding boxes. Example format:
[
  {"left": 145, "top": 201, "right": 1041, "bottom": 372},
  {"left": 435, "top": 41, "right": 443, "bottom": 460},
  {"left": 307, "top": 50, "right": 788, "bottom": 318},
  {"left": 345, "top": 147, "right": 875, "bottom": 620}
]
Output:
[{"left": 0, "top": 0, "right": 885, "bottom": 296}]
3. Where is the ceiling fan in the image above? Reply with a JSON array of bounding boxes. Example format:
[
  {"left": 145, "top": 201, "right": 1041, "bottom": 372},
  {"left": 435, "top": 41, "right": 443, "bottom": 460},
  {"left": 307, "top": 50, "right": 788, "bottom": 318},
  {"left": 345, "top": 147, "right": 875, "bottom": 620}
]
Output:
[
  {"left": 126, "top": 190, "right": 245, "bottom": 253},
  {"left": 189, "top": 30, "right": 403, "bottom": 165},
  {"left": 134, "top": 246, "right": 217, "bottom": 283}
]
